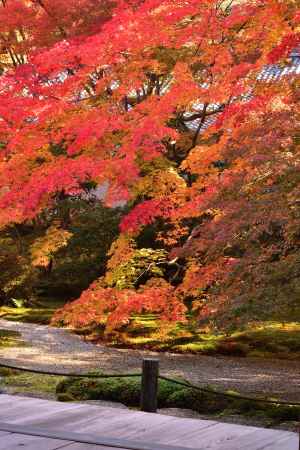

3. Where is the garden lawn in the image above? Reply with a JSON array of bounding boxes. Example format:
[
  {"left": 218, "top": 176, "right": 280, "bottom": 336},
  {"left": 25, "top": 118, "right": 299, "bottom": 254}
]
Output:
[
  {"left": 0, "top": 367, "right": 63, "bottom": 398},
  {"left": 0, "top": 329, "right": 23, "bottom": 348},
  {"left": 1, "top": 300, "right": 300, "bottom": 360},
  {"left": 0, "top": 299, "right": 66, "bottom": 325},
  {"left": 83, "top": 318, "right": 300, "bottom": 360}
]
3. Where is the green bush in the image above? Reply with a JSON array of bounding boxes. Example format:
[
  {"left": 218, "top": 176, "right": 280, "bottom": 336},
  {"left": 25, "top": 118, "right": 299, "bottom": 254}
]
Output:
[
  {"left": 56, "top": 375, "right": 180, "bottom": 407},
  {"left": 57, "top": 393, "right": 75, "bottom": 402},
  {"left": 55, "top": 374, "right": 300, "bottom": 423},
  {"left": 107, "top": 248, "right": 168, "bottom": 289},
  {"left": 0, "top": 367, "right": 18, "bottom": 377},
  {"left": 215, "top": 342, "right": 250, "bottom": 357},
  {"left": 0, "top": 329, "right": 22, "bottom": 348},
  {"left": 265, "top": 405, "right": 300, "bottom": 421}
]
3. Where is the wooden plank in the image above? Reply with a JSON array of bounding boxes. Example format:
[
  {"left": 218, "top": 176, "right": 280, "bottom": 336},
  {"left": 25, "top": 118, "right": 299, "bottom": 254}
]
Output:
[
  {"left": 64, "top": 445, "right": 130, "bottom": 450},
  {"left": 0, "top": 399, "right": 98, "bottom": 427},
  {"left": 115, "top": 415, "right": 216, "bottom": 440},
  {"left": 96, "top": 411, "right": 296, "bottom": 450},
  {"left": 0, "top": 395, "right": 131, "bottom": 427},
  {"left": 0, "top": 395, "right": 86, "bottom": 420},
  {"left": 5, "top": 403, "right": 121, "bottom": 429},
  {"left": 0, "top": 396, "right": 218, "bottom": 448},
  {"left": 0, "top": 396, "right": 184, "bottom": 439},
  {"left": 211, "top": 428, "right": 298, "bottom": 450},
  {"left": 0, "top": 395, "right": 188, "bottom": 445},
  {"left": 165, "top": 422, "right": 260, "bottom": 448},
  {"left": 0, "top": 395, "right": 41, "bottom": 411},
  {"left": 92, "top": 416, "right": 218, "bottom": 446},
  {"left": 130, "top": 421, "right": 252, "bottom": 449},
  {"left": 23, "top": 407, "right": 141, "bottom": 433},
  {"left": 261, "top": 433, "right": 299, "bottom": 450},
  {"left": 0, "top": 433, "right": 73, "bottom": 450},
  {"left": 71, "top": 410, "right": 180, "bottom": 437},
  {"left": 0, "top": 395, "right": 298, "bottom": 450},
  {"left": 0, "top": 430, "right": 11, "bottom": 436},
  {"left": 0, "top": 422, "right": 201, "bottom": 450},
  {"left": 0, "top": 394, "right": 85, "bottom": 412}
]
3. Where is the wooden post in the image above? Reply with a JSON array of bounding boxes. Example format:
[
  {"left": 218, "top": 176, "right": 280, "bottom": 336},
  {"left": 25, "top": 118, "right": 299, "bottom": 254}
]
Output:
[{"left": 140, "top": 358, "right": 159, "bottom": 413}]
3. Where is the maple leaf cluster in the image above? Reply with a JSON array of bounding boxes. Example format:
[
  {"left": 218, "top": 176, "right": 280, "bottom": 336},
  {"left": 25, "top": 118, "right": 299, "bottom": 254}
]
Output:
[{"left": 0, "top": 0, "right": 299, "bottom": 331}]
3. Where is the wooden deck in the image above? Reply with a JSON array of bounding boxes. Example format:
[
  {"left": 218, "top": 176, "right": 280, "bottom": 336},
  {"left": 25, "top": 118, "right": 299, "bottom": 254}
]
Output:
[{"left": 0, "top": 394, "right": 298, "bottom": 449}]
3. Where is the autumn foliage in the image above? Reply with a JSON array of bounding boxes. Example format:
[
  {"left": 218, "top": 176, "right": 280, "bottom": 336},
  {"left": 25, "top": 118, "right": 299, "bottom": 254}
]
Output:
[{"left": 0, "top": 0, "right": 299, "bottom": 332}]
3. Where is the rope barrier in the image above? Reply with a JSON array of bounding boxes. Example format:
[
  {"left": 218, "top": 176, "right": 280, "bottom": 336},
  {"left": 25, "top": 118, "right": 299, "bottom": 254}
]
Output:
[
  {"left": 0, "top": 362, "right": 141, "bottom": 378},
  {"left": 158, "top": 375, "right": 300, "bottom": 408},
  {"left": 1, "top": 361, "right": 300, "bottom": 408}
]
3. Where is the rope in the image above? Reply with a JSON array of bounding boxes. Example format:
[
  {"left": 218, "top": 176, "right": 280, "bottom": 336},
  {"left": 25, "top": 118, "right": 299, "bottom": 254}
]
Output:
[
  {"left": 0, "top": 362, "right": 141, "bottom": 378},
  {"left": 1, "top": 361, "right": 300, "bottom": 408},
  {"left": 158, "top": 375, "right": 300, "bottom": 408}
]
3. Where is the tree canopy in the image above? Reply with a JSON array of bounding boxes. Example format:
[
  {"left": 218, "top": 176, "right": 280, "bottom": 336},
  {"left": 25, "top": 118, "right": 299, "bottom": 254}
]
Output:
[{"left": 0, "top": 0, "right": 299, "bottom": 332}]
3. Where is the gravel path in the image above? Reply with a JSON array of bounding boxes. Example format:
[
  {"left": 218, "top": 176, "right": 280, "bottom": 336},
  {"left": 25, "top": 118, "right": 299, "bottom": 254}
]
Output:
[{"left": 0, "top": 319, "right": 300, "bottom": 401}]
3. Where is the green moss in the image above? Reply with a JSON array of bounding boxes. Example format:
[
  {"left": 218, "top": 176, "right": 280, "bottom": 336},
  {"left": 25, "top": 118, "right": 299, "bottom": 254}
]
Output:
[
  {"left": 58, "top": 377, "right": 140, "bottom": 404},
  {"left": 55, "top": 374, "right": 300, "bottom": 424},
  {"left": 1, "top": 371, "right": 64, "bottom": 396},
  {"left": 266, "top": 405, "right": 300, "bottom": 421},
  {"left": 0, "top": 367, "right": 18, "bottom": 377},
  {"left": 57, "top": 393, "right": 75, "bottom": 402},
  {"left": 0, "top": 299, "right": 65, "bottom": 325},
  {"left": 0, "top": 329, "right": 23, "bottom": 348},
  {"left": 214, "top": 342, "right": 250, "bottom": 357},
  {"left": 106, "top": 318, "right": 300, "bottom": 360},
  {"left": 167, "top": 388, "right": 229, "bottom": 414},
  {"left": 56, "top": 375, "right": 183, "bottom": 407}
]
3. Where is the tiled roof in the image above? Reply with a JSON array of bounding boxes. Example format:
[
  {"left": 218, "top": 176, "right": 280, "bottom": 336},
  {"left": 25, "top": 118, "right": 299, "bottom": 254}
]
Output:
[{"left": 186, "top": 49, "right": 300, "bottom": 133}]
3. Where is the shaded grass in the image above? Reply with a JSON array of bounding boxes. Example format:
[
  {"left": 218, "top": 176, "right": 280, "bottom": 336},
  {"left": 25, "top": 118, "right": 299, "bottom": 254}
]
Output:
[
  {"left": 3, "top": 367, "right": 299, "bottom": 428},
  {"left": 0, "top": 298, "right": 66, "bottom": 325},
  {"left": 55, "top": 373, "right": 300, "bottom": 426},
  {"left": 84, "top": 318, "right": 300, "bottom": 360},
  {"left": 1, "top": 297, "right": 300, "bottom": 360},
  {"left": 0, "top": 329, "right": 23, "bottom": 348},
  {"left": 0, "top": 367, "right": 64, "bottom": 398},
  {"left": 1, "top": 363, "right": 298, "bottom": 431}
]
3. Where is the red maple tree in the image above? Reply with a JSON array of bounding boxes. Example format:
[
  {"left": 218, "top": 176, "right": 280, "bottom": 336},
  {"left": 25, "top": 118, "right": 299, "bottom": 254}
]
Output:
[{"left": 0, "top": 0, "right": 299, "bottom": 331}]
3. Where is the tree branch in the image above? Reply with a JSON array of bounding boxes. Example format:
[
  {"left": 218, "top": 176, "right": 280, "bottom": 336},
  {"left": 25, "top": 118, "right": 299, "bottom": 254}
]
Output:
[
  {"left": 191, "top": 102, "right": 209, "bottom": 148},
  {"left": 182, "top": 105, "right": 225, "bottom": 122}
]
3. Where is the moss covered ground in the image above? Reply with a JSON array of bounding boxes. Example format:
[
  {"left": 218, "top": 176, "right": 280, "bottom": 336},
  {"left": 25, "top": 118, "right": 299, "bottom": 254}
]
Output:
[
  {"left": 1, "top": 367, "right": 299, "bottom": 430},
  {"left": 0, "top": 367, "right": 63, "bottom": 398},
  {"left": 80, "top": 318, "right": 300, "bottom": 360},
  {"left": 1, "top": 311, "right": 299, "bottom": 430},
  {"left": 0, "top": 299, "right": 65, "bottom": 325},
  {"left": 1, "top": 301, "right": 300, "bottom": 360},
  {"left": 0, "top": 329, "right": 23, "bottom": 348},
  {"left": 54, "top": 373, "right": 300, "bottom": 428}
]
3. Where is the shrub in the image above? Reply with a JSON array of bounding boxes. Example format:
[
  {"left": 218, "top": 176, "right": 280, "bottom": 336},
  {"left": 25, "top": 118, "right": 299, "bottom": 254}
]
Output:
[{"left": 55, "top": 374, "right": 300, "bottom": 423}]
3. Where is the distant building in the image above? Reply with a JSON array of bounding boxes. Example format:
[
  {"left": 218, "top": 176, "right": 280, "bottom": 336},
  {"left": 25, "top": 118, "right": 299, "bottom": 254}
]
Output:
[{"left": 185, "top": 47, "right": 300, "bottom": 133}]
